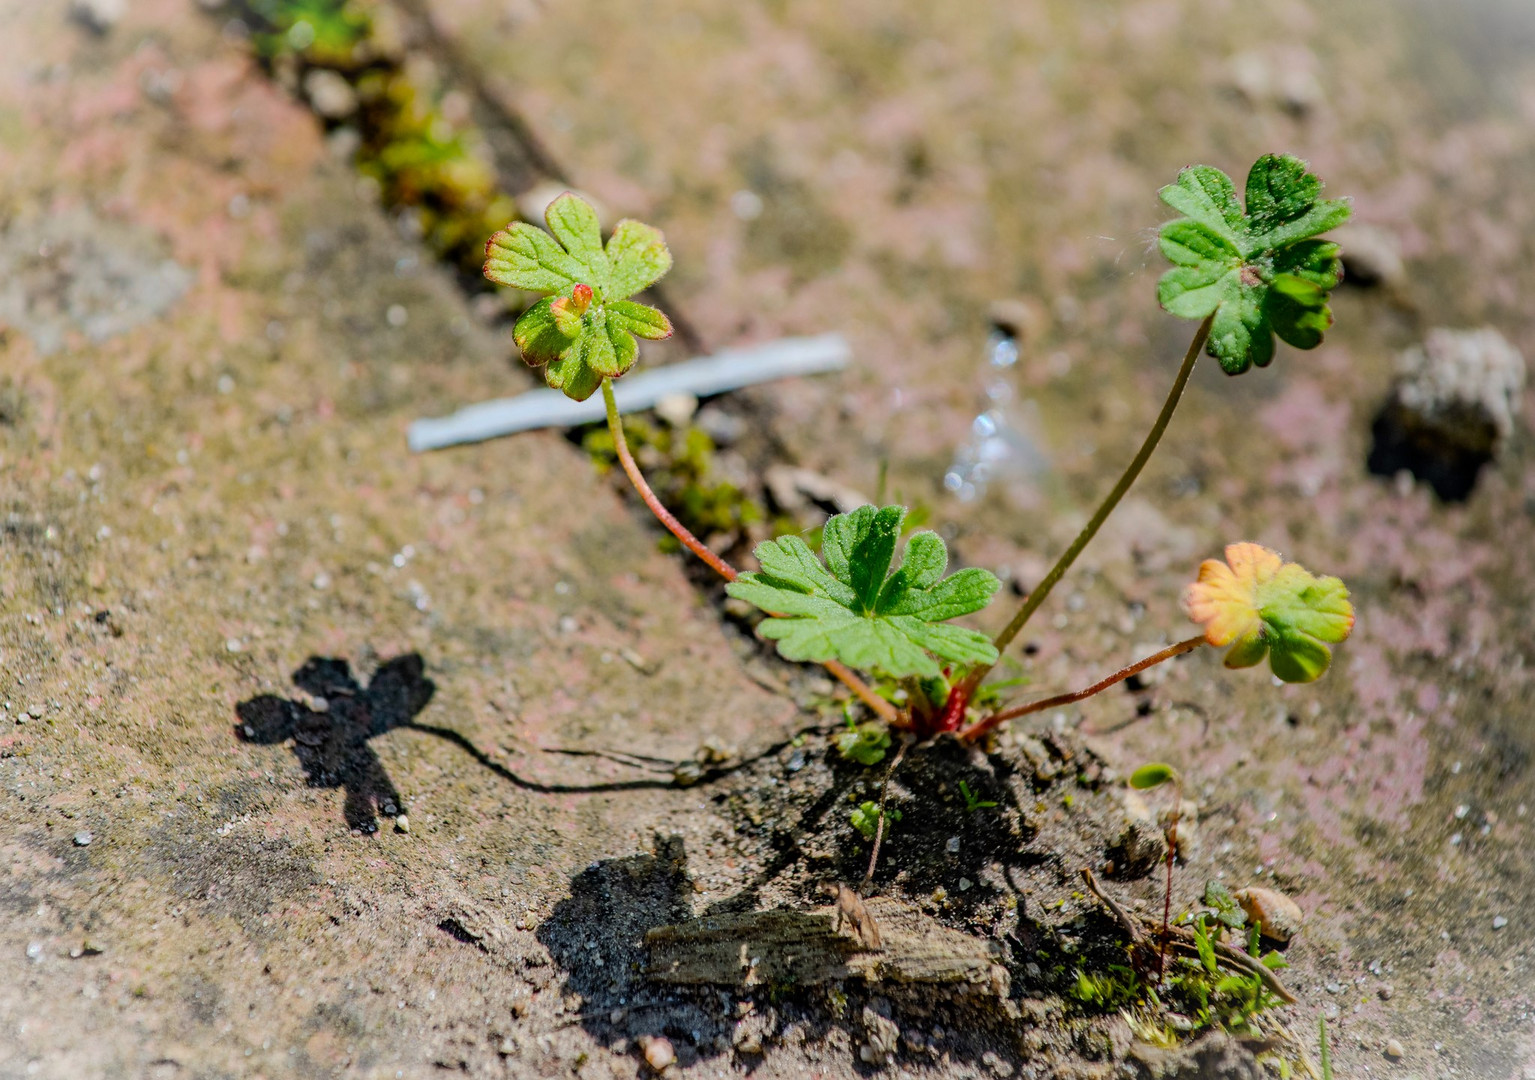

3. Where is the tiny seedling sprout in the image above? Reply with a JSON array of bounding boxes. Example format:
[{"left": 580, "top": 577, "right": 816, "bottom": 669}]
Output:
[{"left": 1130, "top": 762, "right": 1184, "bottom": 977}]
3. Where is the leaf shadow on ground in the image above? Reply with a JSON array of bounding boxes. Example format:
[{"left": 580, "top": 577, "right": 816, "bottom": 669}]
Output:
[
  {"left": 233, "top": 653, "right": 702, "bottom": 835},
  {"left": 235, "top": 654, "right": 435, "bottom": 833}
]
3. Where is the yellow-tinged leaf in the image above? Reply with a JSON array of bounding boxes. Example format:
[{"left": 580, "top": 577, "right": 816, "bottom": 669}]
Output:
[{"left": 1183, "top": 542, "right": 1354, "bottom": 683}]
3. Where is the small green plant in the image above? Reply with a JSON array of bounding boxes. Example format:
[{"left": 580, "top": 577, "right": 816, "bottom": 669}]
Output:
[
  {"left": 480, "top": 154, "right": 1356, "bottom": 747},
  {"left": 837, "top": 718, "right": 891, "bottom": 767},
  {"left": 1130, "top": 762, "right": 1184, "bottom": 973},
  {"left": 1076, "top": 868, "right": 1294, "bottom": 1046},
  {"left": 1172, "top": 909, "right": 1290, "bottom": 1034},
  {"left": 485, "top": 193, "right": 674, "bottom": 401},
  {"left": 958, "top": 781, "right": 997, "bottom": 812},
  {"left": 1157, "top": 155, "right": 1350, "bottom": 373},
  {"left": 1319, "top": 1016, "right": 1334, "bottom": 1080},
  {"left": 850, "top": 801, "right": 900, "bottom": 841},
  {"left": 248, "top": 0, "right": 371, "bottom": 69}
]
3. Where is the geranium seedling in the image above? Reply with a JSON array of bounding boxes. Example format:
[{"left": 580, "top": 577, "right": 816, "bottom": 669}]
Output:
[
  {"left": 485, "top": 193, "right": 673, "bottom": 401},
  {"left": 478, "top": 155, "right": 1358, "bottom": 760}
]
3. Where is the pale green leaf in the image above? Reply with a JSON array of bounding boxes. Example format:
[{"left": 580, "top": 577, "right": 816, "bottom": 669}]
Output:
[
  {"left": 484, "top": 222, "right": 585, "bottom": 293},
  {"left": 607, "top": 299, "right": 673, "bottom": 341},
  {"left": 725, "top": 505, "right": 1001, "bottom": 679},
  {"left": 1158, "top": 165, "right": 1246, "bottom": 248},
  {"left": 1129, "top": 762, "right": 1176, "bottom": 789},
  {"left": 544, "top": 193, "right": 610, "bottom": 292},
  {"left": 605, "top": 219, "right": 673, "bottom": 300}
]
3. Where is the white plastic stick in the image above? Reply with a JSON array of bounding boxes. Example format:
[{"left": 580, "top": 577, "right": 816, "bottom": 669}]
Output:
[{"left": 408, "top": 333, "right": 850, "bottom": 452}]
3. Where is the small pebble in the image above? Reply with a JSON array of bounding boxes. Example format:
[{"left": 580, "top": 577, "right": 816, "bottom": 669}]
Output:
[
  {"left": 394, "top": 815, "right": 410, "bottom": 834},
  {"left": 73, "top": 831, "right": 93, "bottom": 847},
  {"left": 638, "top": 1034, "right": 675, "bottom": 1072},
  {"left": 1384, "top": 1039, "right": 1405, "bottom": 1060},
  {"left": 28, "top": 706, "right": 44, "bottom": 719},
  {"left": 1493, "top": 915, "right": 1508, "bottom": 930},
  {"left": 1379, "top": 983, "right": 1395, "bottom": 1000},
  {"left": 1234, "top": 885, "right": 1304, "bottom": 943}
]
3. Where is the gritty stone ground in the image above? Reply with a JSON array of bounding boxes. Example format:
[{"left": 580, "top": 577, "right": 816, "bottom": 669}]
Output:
[{"left": 2, "top": 0, "right": 1535, "bottom": 1078}]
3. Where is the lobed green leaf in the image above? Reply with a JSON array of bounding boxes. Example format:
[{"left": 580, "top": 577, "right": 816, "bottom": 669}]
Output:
[
  {"left": 725, "top": 505, "right": 1001, "bottom": 679},
  {"left": 605, "top": 220, "right": 673, "bottom": 300},
  {"left": 484, "top": 222, "right": 586, "bottom": 293},
  {"left": 1155, "top": 154, "right": 1351, "bottom": 375},
  {"left": 543, "top": 193, "right": 609, "bottom": 292},
  {"left": 1159, "top": 165, "right": 1246, "bottom": 249},
  {"left": 607, "top": 299, "right": 673, "bottom": 341},
  {"left": 482, "top": 193, "right": 674, "bottom": 401}
]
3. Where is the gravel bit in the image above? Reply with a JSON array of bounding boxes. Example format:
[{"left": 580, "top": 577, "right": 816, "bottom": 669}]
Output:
[{"left": 637, "top": 1034, "right": 675, "bottom": 1072}]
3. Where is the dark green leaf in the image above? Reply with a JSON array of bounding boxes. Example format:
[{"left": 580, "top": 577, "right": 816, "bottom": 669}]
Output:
[
  {"left": 1156, "top": 154, "right": 1350, "bottom": 375},
  {"left": 725, "top": 505, "right": 1001, "bottom": 679},
  {"left": 542, "top": 352, "right": 604, "bottom": 402},
  {"left": 512, "top": 297, "right": 576, "bottom": 366},
  {"left": 1208, "top": 279, "right": 1273, "bottom": 374}
]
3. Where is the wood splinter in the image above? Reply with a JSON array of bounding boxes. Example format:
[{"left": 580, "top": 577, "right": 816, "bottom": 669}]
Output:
[{"left": 821, "top": 882, "right": 882, "bottom": 951}]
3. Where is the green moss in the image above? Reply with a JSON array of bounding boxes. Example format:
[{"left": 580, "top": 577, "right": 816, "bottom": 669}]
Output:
[
  {"left": 581, "top": 418, "right": 764, "bottom": 547},
  {"left": 232, "top": 0, "right": 518, "bottom": 271}
]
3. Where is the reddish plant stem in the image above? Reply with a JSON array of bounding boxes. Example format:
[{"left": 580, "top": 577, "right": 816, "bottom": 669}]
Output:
[
  {"left": 1158, "top": 772, "right": 1184, "bottom": 982},
  {"left": 957, "top": 636, "right": 1206, "bottom": 743},
  {"left": 600, "top": 378, "right": 898, "bottom": 725},
  {"left": 602, "top": 379, "right": 739, "bottom": 583}
]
